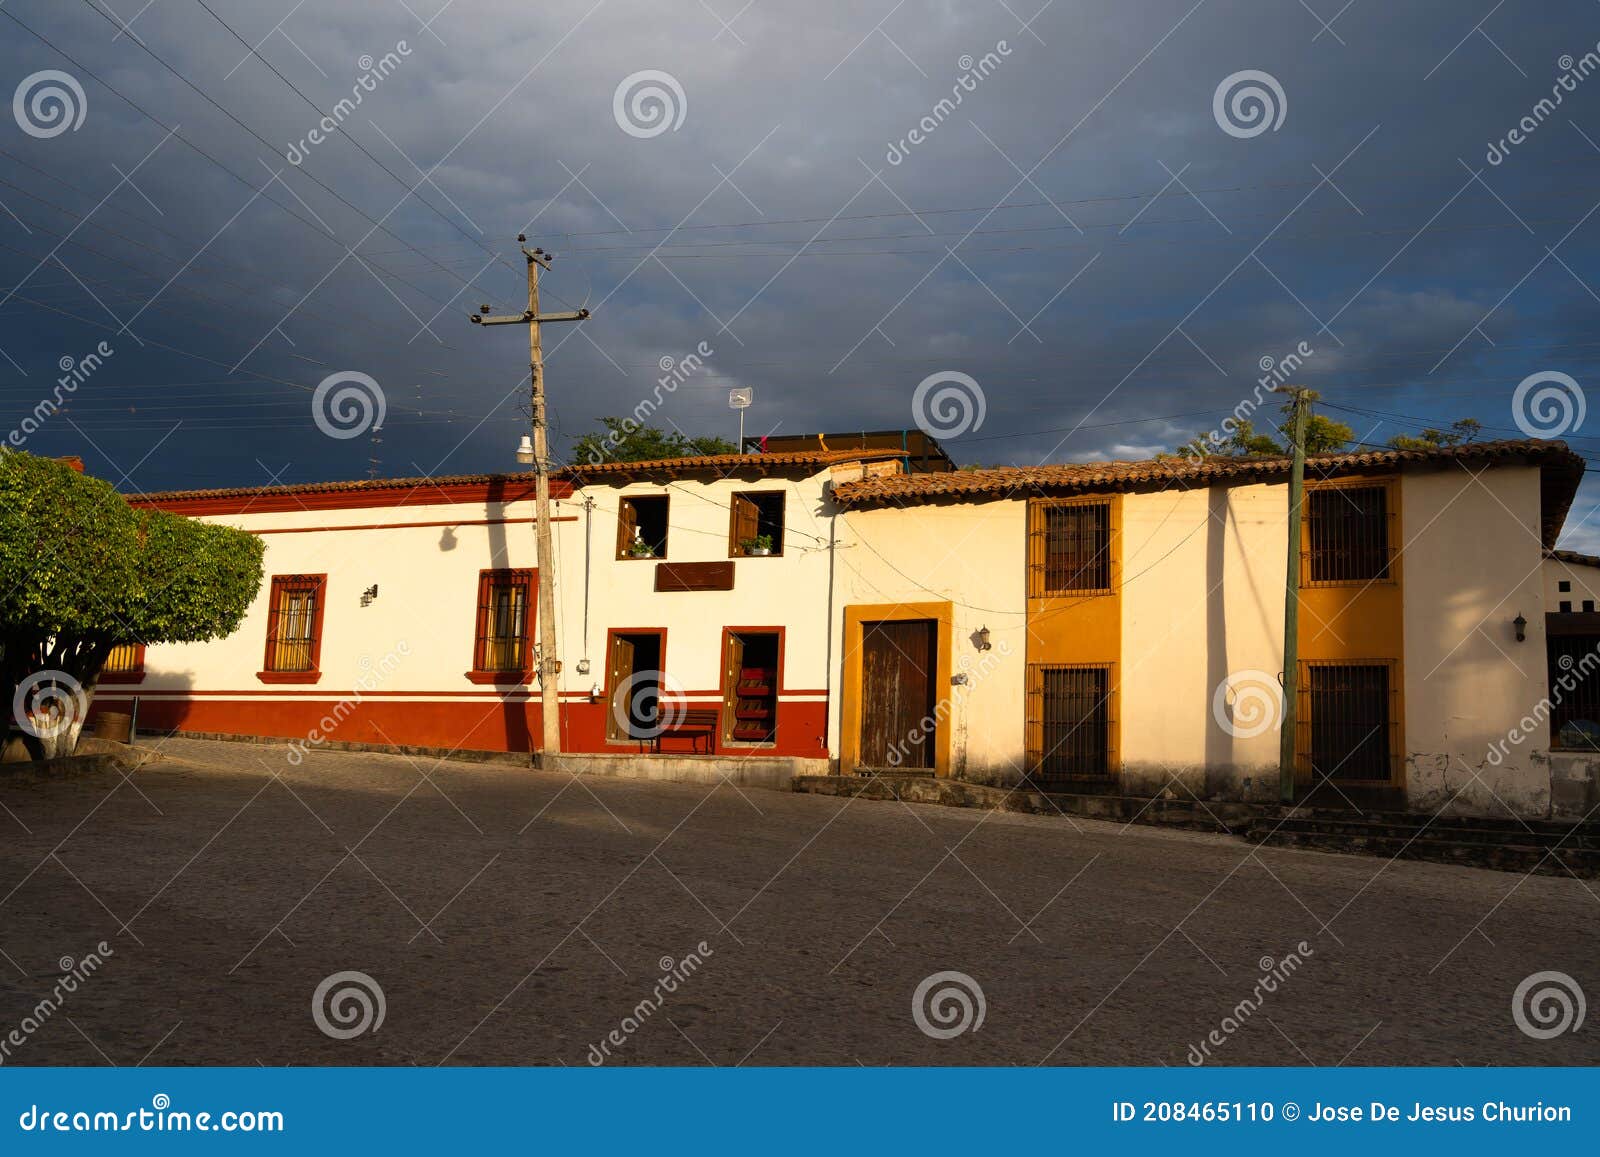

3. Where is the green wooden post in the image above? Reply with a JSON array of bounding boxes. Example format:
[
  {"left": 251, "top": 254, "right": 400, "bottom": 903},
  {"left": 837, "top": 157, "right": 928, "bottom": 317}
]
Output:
[{"left": 1279, "top": 389, "right": 1310, "bottom": 803}]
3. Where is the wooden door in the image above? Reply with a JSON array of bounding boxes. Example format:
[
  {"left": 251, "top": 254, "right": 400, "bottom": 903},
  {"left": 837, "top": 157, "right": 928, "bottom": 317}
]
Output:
[
  {"left": 858, "top": 619, "right": 936, "bottom": 769},
  {"left": 606, "top": 635, "right": 636, "bottom": 741},
  {"left": 721, "top": 633, "right": 746, "bottom": 744}
]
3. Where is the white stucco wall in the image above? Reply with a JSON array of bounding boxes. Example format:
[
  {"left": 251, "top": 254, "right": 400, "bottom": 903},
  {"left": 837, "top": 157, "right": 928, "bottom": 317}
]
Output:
[
  {"left": 567, "top": 472, "right": 836, "bottom": 704},
  {"left": 1119, "top": 483, "right": 1287, "bottom": 800},
  {"left": 142, "top": 499, "right": 535, "bottom": 700},
  {"left": 1402, "top": 465, "right": 1551, "bottom": 815},
  {"left": 1543, "top": 556, "right": 1600, "bottom": 611}
]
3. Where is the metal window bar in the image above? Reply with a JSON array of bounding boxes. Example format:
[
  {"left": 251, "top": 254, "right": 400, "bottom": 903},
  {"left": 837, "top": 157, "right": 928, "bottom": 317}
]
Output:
[
  {"left": 1030, "top": 501, "right": 1112, "bottom": 595},
  {"left": 269, "top": 580, "right": 319, "bottom": 672},
  {"left": 1547, "top": 634, "right": 1600, "bottom": 750},
  {"left": 103, "top": 642, "right": 142, "bottom": 673},
  {"left": 1027, "top": 663, "right": 1112, "bottom": 778},
  {"left": 1306, "top": 485, "right": 1390, "bottom": 584},
  {"left": 475, "top": 572, "right": 530, "bottom": 671},
  {"left": 1302, "top": 662, "right": 1394, "bottom": 781}
]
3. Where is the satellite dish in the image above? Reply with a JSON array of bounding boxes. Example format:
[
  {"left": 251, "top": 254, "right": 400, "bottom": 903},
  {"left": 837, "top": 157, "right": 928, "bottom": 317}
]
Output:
[{"left": 728, "top": 387, "right": 753, "bottom": 409}]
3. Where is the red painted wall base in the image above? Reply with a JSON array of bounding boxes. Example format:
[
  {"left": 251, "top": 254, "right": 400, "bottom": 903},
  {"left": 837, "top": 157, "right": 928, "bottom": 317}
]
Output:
[{"left": 92, "top": 695, "right": 829, "bottom": 759}]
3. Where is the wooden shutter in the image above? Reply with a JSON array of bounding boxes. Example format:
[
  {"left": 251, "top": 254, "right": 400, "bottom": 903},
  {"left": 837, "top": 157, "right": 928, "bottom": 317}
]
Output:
[
  {"left": 729, "top": 493, "right": 759, "bottom": 556},
  {"left": 616, "top": 499, "right": 638, "bottom": 558}
]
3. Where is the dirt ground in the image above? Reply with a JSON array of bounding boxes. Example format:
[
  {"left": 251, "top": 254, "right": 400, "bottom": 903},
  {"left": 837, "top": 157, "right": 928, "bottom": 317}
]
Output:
[{"left": 0, "top": 736, "right": 1595, "bottom": 1067}]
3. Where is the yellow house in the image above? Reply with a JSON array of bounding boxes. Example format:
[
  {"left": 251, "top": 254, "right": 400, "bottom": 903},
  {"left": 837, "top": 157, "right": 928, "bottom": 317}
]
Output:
[{"left": 829, "top": 439, "right": 1587, "bottom": 819}]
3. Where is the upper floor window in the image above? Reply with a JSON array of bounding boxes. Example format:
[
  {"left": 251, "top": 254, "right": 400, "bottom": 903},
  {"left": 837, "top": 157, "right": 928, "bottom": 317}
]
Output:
[
  {"left": 618, "top": 495, "right": 669, "bottom": 560},
  {"left": 261, "top": 574, "right": 325, "bottom": 680},
  {"left": 472, "top": 568, "right": 533, "bottom": 678},
  {"left": 730, "top": 491, "right": 785, "bottom": 557},
  {"left": 1029, "top": 498, "right": 1113, "bottom": 596},
  {"left": 1306, "top": 482, "right": 1391, "bottom": 584}
]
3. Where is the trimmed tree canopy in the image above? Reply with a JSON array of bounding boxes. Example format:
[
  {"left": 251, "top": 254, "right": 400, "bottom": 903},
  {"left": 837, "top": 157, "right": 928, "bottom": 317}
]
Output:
[{"left": 1, "top": 452, "right": 264, "bottom": 755}]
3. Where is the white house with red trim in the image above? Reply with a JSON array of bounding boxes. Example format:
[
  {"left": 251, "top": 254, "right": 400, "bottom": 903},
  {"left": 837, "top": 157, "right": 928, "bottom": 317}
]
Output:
[{"left": 103, "top": 448, "right": 907, "bottom": 786}]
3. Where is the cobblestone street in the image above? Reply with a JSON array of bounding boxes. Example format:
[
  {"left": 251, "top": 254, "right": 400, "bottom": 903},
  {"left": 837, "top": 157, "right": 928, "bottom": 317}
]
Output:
[{"left": 1, "top": 738, "right": 1595, "bottom": 1067}]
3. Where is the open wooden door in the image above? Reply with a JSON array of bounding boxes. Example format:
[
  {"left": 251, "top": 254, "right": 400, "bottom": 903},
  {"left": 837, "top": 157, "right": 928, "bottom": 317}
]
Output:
[{"left": 606, "top": 634, "right": 636, "bottom": 741}]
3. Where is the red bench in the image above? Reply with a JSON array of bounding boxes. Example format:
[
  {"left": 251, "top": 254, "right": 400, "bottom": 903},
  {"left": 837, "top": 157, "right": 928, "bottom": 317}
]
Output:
[{"left": 653, "top": 707, "right": 720, "bottom": 754}]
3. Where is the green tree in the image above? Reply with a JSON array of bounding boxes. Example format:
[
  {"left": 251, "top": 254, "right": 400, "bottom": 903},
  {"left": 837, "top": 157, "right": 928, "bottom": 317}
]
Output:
[
  {"left": 1176, "top": 394, "right": 1354, "bottom": 458},
  {"left": 570, "top": 417, "right": 738, "bottom": 465},
  {"left": 1387, "top": 417, "right": 1482, "bottom": 451},
  {"left": 1, "top": 452, "right": 264, "bottom": 757}
]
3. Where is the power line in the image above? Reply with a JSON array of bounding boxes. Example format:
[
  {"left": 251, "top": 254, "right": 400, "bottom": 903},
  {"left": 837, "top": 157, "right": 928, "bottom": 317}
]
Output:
[{"left": 187, "top": 0, "right": 531, "bottom": 298}]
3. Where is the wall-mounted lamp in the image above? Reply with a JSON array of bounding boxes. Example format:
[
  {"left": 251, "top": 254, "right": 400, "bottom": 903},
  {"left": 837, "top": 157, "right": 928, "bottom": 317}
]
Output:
[
  {"left": 975, "top": 625, "right": 992, "bottom": 651},
  {"left": 515, "top": 434, "right": 535, "bottom": 465},
  {"left": 1514, "top": 612, "right": 1527, "bottom": 643},
  {"left": 361, "top": 584, "right": 379, "bottom": 607}
]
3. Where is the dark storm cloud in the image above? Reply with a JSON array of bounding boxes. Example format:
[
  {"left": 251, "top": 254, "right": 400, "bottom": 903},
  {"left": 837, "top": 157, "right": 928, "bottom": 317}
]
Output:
[{"left": 3, "top": 0, "right": 1600, "bottom": 541}]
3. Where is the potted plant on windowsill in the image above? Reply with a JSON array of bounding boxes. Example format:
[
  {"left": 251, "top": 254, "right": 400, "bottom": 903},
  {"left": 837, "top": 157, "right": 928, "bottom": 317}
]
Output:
[
  {"left": 628, "top": 538, "right": 657, "bottom": 559},
  {"left": 740, "top": 534, "right": 774, "bottom": 557}
]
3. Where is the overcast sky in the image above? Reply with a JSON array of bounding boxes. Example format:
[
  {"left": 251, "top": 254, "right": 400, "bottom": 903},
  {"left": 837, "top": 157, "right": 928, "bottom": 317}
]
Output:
[{"left": 4, "top": 0, "right": 1600, "bottom": 543}]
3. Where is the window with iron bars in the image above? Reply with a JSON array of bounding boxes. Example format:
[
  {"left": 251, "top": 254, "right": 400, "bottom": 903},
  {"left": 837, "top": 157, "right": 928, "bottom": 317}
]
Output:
[
  {"left": 1027, "top": 663, "right": 1115, "bottom": 779},
  {"left": 1305, "top": 482, "right": 1392, "bottom": 585},
  {"left": 1296, "top": 660, "right": 1397, "bottom": 782},
  {"left": 263, "top": 575, "right": 325, "bottom": 674},
  {"left": 473, "top": 569, "right": 534, "bottom": 674},
  {"left": 101, "top": 642, "right": 145, "bottom": 680},
  {"left": 1546, "top": 628, "right": 1600, "bottom": 750},
  {"left": 1028, "top": 499, "right": 1113, "bottom": 596}
]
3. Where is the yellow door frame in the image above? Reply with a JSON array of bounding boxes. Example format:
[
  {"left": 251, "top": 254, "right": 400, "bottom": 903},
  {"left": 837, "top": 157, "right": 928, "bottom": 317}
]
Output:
[{"left": 840, "top": 602, "right": 955, "bottom": 776}]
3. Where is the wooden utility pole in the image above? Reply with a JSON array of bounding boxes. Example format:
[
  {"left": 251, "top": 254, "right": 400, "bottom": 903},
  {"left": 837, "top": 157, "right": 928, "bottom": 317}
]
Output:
[
  {"left": 1275, "top": 386, "right": 1312, "bottom": 803},
  {"left": 471, "top": 236, "right": 589, "bottom": 766}
]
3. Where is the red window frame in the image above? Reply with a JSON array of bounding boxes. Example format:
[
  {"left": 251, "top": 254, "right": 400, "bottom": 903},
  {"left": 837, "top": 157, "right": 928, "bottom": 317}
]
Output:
[
  {"left": 467, "top": 568, "right": 536, "bottom": 684},
  {"left": 258, "top": 574, "right": 327, "bottom": 684},
  {"left": 100, "top": 642, "right": 147, "bottom": 685}
]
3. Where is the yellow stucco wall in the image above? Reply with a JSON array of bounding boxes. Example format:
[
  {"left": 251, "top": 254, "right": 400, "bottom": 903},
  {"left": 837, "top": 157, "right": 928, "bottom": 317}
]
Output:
[{"left": 832, "top": 499, "right": 1027, "bottom": 780}]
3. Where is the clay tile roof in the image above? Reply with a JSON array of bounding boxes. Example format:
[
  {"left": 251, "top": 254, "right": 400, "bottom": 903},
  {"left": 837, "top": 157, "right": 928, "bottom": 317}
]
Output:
[
  {"left": 129, "top": 471, "right": 545, "bottom": 505},
  {"left": 130, "top": 448, "right": 906, "bottom": 506},
  {"left": 1548, "top": 548, "right": 1600, "bottom": 569},
  {"left": 565, "top": 447, "right": 908, "bottom": 480},
  {"left": 832, "top": 439, "right": 1586, "bottom": 548}
]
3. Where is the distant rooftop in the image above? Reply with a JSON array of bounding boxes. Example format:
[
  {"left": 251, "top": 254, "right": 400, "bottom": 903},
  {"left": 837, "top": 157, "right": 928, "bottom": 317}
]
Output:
[{"left": 742, "top": 430, "right": 956, "bottom": 473}]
